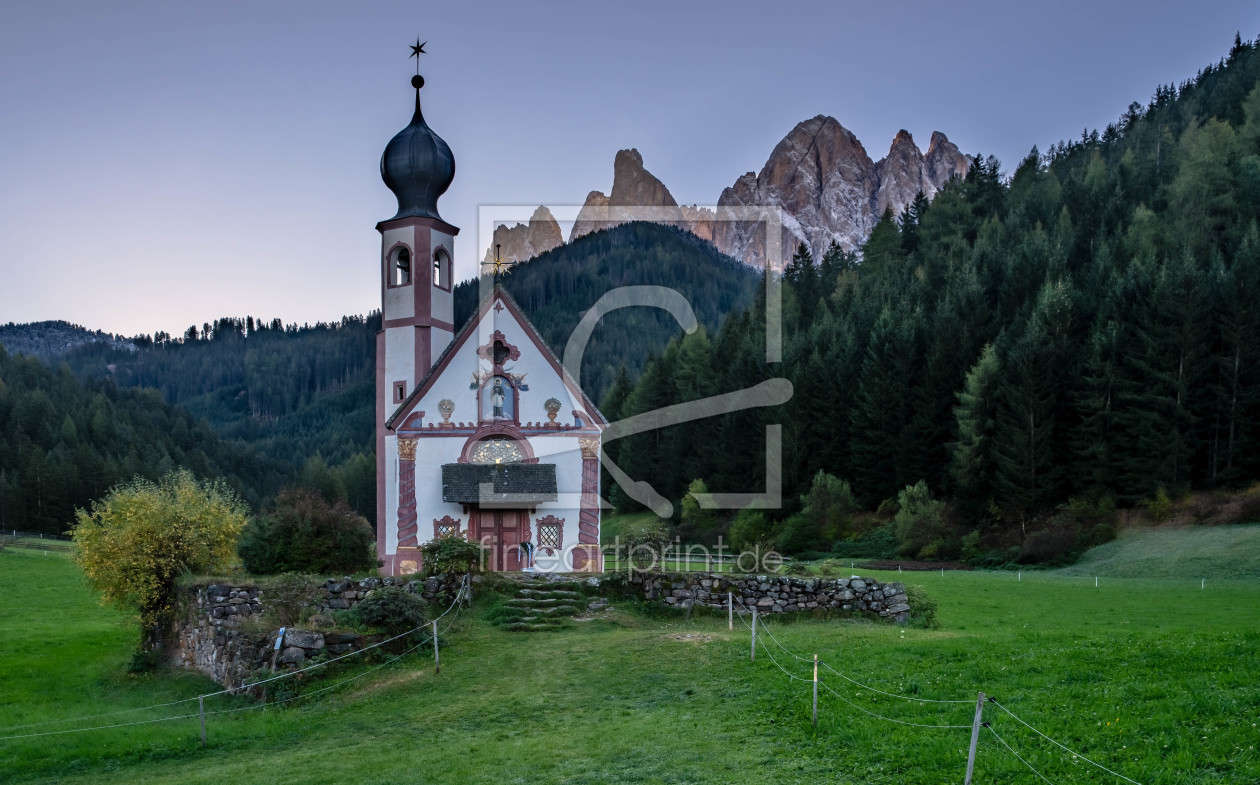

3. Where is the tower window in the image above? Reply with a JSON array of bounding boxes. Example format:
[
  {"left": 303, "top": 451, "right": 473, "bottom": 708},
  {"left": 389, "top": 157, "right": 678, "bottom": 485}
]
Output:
[
  {"left": 433, "top": 248, "right": 451, "bottom": 290},
  {"left": 393, "top": 381, "right": 407, "bottom": 404},
  {"left": 390, "top": 246, "right": 412, "bottom": 287}
]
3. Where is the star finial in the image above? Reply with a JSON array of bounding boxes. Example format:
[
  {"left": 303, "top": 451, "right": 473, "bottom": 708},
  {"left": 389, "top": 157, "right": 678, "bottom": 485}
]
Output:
[{"left": 481, "top": 243, "right": 516, "bottom": 279}]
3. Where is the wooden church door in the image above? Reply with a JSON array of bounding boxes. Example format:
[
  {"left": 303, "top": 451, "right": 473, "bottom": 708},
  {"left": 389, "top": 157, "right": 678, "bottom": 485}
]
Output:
[{"left": 478, "top": 510, "right": 525, "bottom": 571}]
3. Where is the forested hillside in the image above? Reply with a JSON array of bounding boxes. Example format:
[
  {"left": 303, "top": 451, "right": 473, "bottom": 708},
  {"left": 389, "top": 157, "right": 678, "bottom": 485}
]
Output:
[
  {"left": 0, "top": 347, "right": 281, "bottom": 534},
  {"left": 0, "top": 224, "right": 757, "bottom": 533},
  {"left": 606, "top": 34, "right": 1260, "bottom": 562},
  {"left": 457, "top": 221, "right": 761, "bottom": 399}
]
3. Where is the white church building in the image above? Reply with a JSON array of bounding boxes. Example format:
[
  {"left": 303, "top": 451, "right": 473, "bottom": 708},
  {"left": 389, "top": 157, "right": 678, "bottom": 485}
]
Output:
[{"left": 373, "top": 68, "right": 605, "bottom": 575}]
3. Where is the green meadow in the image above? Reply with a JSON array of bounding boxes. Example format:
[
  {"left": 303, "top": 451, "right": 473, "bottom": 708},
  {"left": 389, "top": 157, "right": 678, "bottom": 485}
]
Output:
[{"left": 1, "top": 531, "right": 1258, "bottom": 785}]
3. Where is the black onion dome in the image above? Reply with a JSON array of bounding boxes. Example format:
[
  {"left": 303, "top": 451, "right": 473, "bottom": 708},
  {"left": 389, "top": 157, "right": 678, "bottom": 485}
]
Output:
[{"left": 380, "top": 89, "right": 455, "bottom": 222}]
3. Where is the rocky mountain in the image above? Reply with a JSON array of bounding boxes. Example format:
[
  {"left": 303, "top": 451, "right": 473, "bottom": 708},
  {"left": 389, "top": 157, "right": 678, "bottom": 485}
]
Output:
[
  {"left": 0, "top": 320, "right": 136, "bottom": 361},
  {"left": 485, "top": 117, "right": 969, "bottom": 269},
  {"left": 715, "top": 118, "right": 970, "bottom": 268},
  {"left": 570, "top": 149, "right": 686, "bottom": 241},
  {"left": 484, "top": 206, "right": 565, "bottom": 266}
]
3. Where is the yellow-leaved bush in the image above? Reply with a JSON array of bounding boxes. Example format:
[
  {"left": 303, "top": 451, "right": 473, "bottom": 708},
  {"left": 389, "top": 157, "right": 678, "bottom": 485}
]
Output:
[{"left": 72, "top": 470, "right": 248, "bottom": 640}]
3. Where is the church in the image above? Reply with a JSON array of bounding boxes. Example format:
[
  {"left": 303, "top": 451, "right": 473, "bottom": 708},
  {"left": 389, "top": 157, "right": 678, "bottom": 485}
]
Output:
[{"left": 373, "top": 66, "right": 605, "bottom": 576}]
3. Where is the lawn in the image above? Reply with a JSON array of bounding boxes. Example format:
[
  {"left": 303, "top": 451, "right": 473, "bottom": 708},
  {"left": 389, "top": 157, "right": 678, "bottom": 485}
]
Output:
[{"left": 0, "top": 535, "right": 1257, "bottom": 784}]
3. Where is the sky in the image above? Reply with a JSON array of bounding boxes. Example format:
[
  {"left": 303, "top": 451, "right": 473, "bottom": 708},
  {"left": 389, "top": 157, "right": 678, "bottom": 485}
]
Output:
[{"left": 1, "top": 0, "right": 1257, "bottom": 337}]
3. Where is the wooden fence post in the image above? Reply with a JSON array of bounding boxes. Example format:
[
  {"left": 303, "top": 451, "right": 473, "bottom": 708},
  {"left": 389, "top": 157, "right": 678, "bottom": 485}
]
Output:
[
  {"left": 728, "top": 591, "right": 733, "bottom": 631},
  {"left": 812, "top": 654, "right": 819, "bottom": 728},
  {"left": 198, "top": 695, "right": 206, "bottom": 748},
  {"left": 751, "top": 608, "right": 757, "bottom": 662},
  {"left": 432, "top": 620, "right": 440, "bottom": 674}
]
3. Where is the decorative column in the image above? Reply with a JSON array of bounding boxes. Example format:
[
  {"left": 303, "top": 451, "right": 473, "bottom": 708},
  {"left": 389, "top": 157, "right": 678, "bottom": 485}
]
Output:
[
  {"left": 396, "top": 437, "right": 420, "bottom": 575},
  {"left": 575, "top": 437, "right": 601, "bottom": 572}
]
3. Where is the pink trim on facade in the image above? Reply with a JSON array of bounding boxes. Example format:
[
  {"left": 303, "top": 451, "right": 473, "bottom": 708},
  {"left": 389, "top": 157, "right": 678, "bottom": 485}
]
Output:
[
  {"left": 433, "top": 515, "right": 462, "bottom": 539},
  {"left": 385, "top": 290, "right": 608, "bottom": 435},
  {"left": 397, "top": 443, "right": 418, "bottom": 548},
  {"left": 578, "top": 439, "right": 601, "bottom": 570},
  {"left": 384, "top": 316, "right": 456, "bottom": 332},
  {"left": 457, "top": 425, "right": 539, "bottom": 463},
  {"left": 535, "top": 514, "right": 564, "bottom": 555},
  {"left": 384, "top": 241, "right": 413, "bottom": 289}
]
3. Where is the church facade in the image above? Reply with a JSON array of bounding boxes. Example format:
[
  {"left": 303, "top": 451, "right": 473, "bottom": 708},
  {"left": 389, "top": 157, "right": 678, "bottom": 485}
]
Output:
[{"left": 374, "top": 70, "right": 605, "bottom": 576}]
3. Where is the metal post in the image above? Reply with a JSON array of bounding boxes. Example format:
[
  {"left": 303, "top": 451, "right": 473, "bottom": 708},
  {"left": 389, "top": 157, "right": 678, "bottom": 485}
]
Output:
[
  {"left": 198, "top": 695, "right": 206, "bottom": 748},
  {"left": 751, "top": 607, "right": 758, "bottom": 662},
  {"left": 812, "top": 654, "right": 819, "bottom": 728},
  {"left": 728, "top": 591, "right": 733, "bottom": 631},
  {"left": 964, "top": 692, "right": 985, "bottom": 785},
  {"left": 432, "top": 620, "right": 440, "bottom": 674}
]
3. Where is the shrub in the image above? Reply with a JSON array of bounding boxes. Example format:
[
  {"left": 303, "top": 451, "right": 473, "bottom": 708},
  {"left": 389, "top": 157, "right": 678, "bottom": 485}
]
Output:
[
  {"left": 420, "top": 534, "right": 486, "bottom": 576},
  {"left": 959, "top": 529, "right": 982, "bottom": 562},
  {"left": 800, "top": 471, "right": 858, "bottom": 541},
  {"left": 263, "top": 573, "right": 324, "bottom": 627},
  {"left": 72, "top": 470, "right": 248, "bottom": 643},
  {"left": 831, "top": 525, "right": 899, "bottom": 559},
  {"left": 892, "top": 481, "right": 949, "bottom": 558},
  {"left": 728, "top": 510, "right": 773, "bottom": 552},
  {"left": 775, "top": 513, "right": 819, "bottom": 555},
  {"left": 1145, "top": 487, "right": 1175, "bottom": 522},
  {"left": 621, "top": 521, "right": 672, "bottom": 571},
  {"left": 352, "top": 586, "right": 429, "bottom": 635},
  {"left": 1018, "top": 522, "right": 1080, "bottom": 564},
  {"left": 238, "top": 488, "right": 376, "bottom": 575},
  {"left": 904, "top": 584, "right": 939, "bottom": 629},
  {"left": 678, "top": 479, "right": 720, "bottom": 544}
]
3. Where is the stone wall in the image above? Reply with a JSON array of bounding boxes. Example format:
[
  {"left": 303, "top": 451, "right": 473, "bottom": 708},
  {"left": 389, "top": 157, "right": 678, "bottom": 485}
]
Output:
[
  {"left": 167, "top": 574, "right": 465, "bottom": 689},
  {"left": 615, "top": 572, "right": 912, "bottom": 623}
]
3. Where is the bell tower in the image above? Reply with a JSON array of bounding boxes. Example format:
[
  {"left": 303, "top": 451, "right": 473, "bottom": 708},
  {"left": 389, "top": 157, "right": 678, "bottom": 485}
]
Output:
[{"left": 376, "top": 44, "right": 458, "bottom": 558}]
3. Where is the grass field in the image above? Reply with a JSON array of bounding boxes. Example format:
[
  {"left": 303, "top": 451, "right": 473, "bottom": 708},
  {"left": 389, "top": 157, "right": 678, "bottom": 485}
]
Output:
[
  {"left": 1, "top": 531, "right": 1258, "bottom": 784},
  {"left": 1054, "top": 524, "right": 1260, "bottom": 579}
]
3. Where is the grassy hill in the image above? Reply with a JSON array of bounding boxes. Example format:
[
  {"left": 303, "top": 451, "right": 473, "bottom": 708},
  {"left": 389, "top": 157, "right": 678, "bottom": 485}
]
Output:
[
  {"left": 2, "top": 547, "right": 1257, "bottom": 783},
  {"left": 1052, "top": 523, "right": 1260, "bottom": 579}
]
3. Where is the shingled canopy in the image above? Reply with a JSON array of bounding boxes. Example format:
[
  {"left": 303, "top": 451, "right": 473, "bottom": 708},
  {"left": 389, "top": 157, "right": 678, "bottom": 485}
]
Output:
[{"left": 441, "top": 463, "right": 558, "bottom": 504}]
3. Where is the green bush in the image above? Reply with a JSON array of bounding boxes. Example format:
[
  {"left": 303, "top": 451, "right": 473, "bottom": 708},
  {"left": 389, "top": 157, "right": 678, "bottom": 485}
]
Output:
[
  {"left": 727, "top": 510, "right": 773, "bottom": 553},
  {"left": 775, "top": 513, "right": 819, "bottom": 555},
  {"left": 352, "top": 586, "right": 429, "bottom": 635},
  {"left": 238, "top": 489, "right": 377, "bottom": 575},
  {"left": 831, "top": 525, "right": 899, "bottom": 559},
  {"left": 893, "top": 481, "right": 949, "bottom": 558},
  {"left": 904, "top": 584, "right": 938, "bottom": 629},
  {"left": 959, "top": 529, "right": 982, "bottom": 562},
  {"left": 420, "top": 534, "right": 486, "bottom": 576}
]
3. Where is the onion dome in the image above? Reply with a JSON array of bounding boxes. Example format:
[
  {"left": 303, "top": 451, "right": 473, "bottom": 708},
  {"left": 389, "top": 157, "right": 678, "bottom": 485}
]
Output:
[{"left": 380, "top": 75, "right": 455, "bottom": 222}]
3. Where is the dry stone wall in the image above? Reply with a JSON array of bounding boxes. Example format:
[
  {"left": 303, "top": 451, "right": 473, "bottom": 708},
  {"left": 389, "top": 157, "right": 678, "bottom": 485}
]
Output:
[
  {"left": 620, "top": 572, "right": 912, "bottom": 623},
  {"left": 167, "top": 575, "right": 465, "bottom": 689}
]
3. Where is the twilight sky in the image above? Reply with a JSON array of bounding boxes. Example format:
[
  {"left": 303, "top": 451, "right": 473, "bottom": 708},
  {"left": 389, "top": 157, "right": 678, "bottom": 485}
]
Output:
[{"left": 1, "top": 1, "right": 1256, "bottom": 337}]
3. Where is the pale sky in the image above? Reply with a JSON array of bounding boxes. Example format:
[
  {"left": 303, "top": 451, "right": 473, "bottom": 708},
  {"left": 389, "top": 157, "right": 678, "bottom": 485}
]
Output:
[{"left": 1, "top": 1, "right": 1256, "bottom": 337}]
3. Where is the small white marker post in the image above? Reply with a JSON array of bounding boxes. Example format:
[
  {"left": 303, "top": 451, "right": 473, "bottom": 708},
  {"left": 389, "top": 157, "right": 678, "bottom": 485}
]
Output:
[
  {"left": 963, "top": 692, "right": 986, "bottom": 785},
  {"left": 1095, "top": 576, "right": 1099, "bottom": 588},
  {"left": 751, "top": 607, "right": 758, "bottom": 662},
  {"left": 432, "top": 620, "right": 440, "bottom": 674},
  {"left": 728, "top": 591, "right": 733, "bottom": 631},
  {"left": 812, "top": 654, "right": 819, "bottom": 728},
  {"left": 941, "top": 568, "right": 944, "bottom": 577},
  {"left": 1202, "top": 578, "right": 1205, "bottom": 590}
]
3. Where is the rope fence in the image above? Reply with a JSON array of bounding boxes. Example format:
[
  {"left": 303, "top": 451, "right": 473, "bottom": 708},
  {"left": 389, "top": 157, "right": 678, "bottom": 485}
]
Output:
[
  {"left": 0, "top": 578, "right": 470, "bottom": 743},
  {"left": 729, "top": 593, "right": 1145, "bottom": 784}
]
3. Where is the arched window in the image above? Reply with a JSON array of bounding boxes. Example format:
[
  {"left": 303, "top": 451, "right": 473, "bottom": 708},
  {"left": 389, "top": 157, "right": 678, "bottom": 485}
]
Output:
[
  {"left": 433, "top": 248, "right": 451, "bottom": 289},
  {"left": 468, "top": 437, "right": 525, "bottom": 465},
  {"left": 390, "top": 246, "right": 412, "bottom": 287}
]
